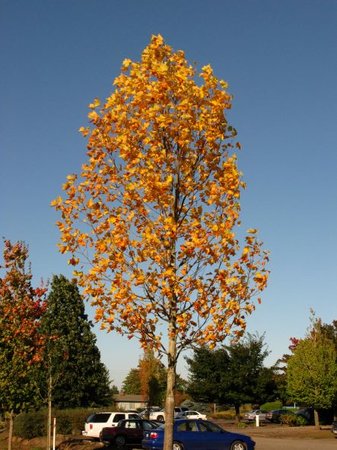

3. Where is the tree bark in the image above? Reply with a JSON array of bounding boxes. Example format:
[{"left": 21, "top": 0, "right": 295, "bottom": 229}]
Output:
[
  {"left": 47, "top": 372, "right": 52, "bottom": 450},
  {"left": 7, "top": 410, "right": 13, "bottom": 450},
  {"left": 163, "top": 325, "right": 176, "bottom": 450},
  {"left": 234, "top": 404, "right": 240, "bottom": 424},
  {"left": 314, "top": 409, "right": 320, "bottom": 428}
]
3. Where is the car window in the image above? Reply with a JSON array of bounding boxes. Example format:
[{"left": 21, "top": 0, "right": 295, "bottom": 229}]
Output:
[
  {"left": 87, "top": 413, "right": 111, "bottom": 423},
  {"left": 190, "top": 421, "right": 199, "bottom": 431},
  {"left": 176, "top": 421, "right": 199, "bottom": 432},
  {"left": 126, "top": 421, "right": 137, "bottom": 429},
  {"left": 114, "top": 414, "right": 126, "bottom": 422},
  {"left": 129, "top": 413, "right": 139, "bottom": 419},
  {"left": 198, "top": 421, "right": 222, "bottom": 433},
  {"left": 143, "top": 421, "right": 155, "bottom": 430}
]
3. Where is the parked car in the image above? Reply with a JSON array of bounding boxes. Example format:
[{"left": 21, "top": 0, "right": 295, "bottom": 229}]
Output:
[
  {"left": 139, "top": 407, "right": 162, "bottom": 418},
  {"left": 265, "top": 409, "right": 294, "bottom": 423},
  {"left": 174, "top": 406, "right": 189, "bottom": 416},
  {"left": 175, "top": 410, "right": 207, "bottom": 420},
  {"left": 243, "top": 410, "right": 267, "bottom": 422},
  {"left": 331, "top": 421, "right": 337, "bottom": 436},
  {"left": 142, "top": 419, "right": 255, "bottom": 450},
  {"left": 149, "top": 406, "right": 189, "bottom": 422},
  {"left": 295, "top": 407, "right": 313, "bottom": 424},
  {"left": 149, "top": 409, "right": 166, "bottom": 422},
  {"left": 82, "top": 411, "right": 140, "bottom": 438},
  {"left": 99, "top": 419, "right": 160, "bottom": 447}
]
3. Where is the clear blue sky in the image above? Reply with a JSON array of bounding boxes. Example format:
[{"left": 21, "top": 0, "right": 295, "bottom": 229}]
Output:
[{"left": 1, "top": 0, "right": 337, "bottom": 389}]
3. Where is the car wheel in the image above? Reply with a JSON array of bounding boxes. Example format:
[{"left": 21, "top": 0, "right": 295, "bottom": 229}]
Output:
[
  {"left": 172, "top": 441, "right": 184, "bottom": 450},
  {"left": 157, "top": 415, "right": 165, "bottom": 422},
  {"left": 230, "top": 441, "right": 247, "bottom": 450},
  {"left": 114, "top": 435, "right": 126, "bottom": 448}
]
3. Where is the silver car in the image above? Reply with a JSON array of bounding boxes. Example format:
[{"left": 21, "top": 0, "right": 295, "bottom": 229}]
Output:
[{"left": 243, "top": 409, "right": 267, "bottom": 422}]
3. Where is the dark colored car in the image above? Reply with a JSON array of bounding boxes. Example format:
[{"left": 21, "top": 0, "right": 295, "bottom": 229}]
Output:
[
  {"left": 332, "top": 421, "right": 337, "bottom": 436},
  {"left": 100, "top": 419, "right": 160, "bottom": 448},
  {"left": 295, "top": 407, "right": 314, "bottom": 424},
  {"left": 265, "top": 409, "right": 294, "bottom": 423},
  {"left": 142, "top": 419, "right": 255, "bottom": 450}
]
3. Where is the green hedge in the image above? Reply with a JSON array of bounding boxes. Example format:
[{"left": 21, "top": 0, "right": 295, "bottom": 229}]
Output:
[
  {"left": 14, "top": 410, "right": 46, "bottom": 439},
  {"left": 13, "top": 408, "right": 102, "bottom": 439},
  {"left": 260, "top": 401, "right": 283, "bottom": 411}
]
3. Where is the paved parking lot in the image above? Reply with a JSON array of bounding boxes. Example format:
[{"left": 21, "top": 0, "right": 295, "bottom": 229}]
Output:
[{"left": 254, "top": 436, "right": 337, "bottom": 449}]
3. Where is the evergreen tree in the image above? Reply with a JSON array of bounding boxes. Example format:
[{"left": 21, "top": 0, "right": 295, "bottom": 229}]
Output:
[
  {"left": 186, "top": 334, "right": 277, "bottom": 421},
  {"left": 40, "top": 275, "right": 112, "bottom": 408}
]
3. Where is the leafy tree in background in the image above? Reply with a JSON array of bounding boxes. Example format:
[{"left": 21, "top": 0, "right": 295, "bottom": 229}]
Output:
[
  {"left": 52, "top": 35, "right": 269, "bottom": 450},
  {"left": 122, "top": 351, "right": 186, "bottom": 409},
  {"left": 39, "top": 275, "right": 112, "bottom": 409},
  {"left": 139, "top": 349, "right": 167, "bottom": 407},
  {"left": 122, "top": 350, "right": 167, "bottom": 406},
  {"left": 225, "top": 334, "right": 276, "bottom": 420},
  {"left": 187, "top": 334, "right": 276, "bottom": 421},
  {"left": 186, "top": 346, "right": 230, "bottom": 404},
  {"left": 122, "top": 368, "right": 141, "bottom": 395},
  {"left": 319, "top": 319, "right": 337, "bottom": 350},
  {"left": 0, "top": 240, "right": 46, "bottom": 450},
  {"left": 287, "top": 319, "right": 337, "bottom": 427}
]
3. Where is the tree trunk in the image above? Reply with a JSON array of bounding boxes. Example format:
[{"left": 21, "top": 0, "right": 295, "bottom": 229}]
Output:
[
  {"left": 7, "top": 410, "right": 14, "bottom": 450},
  {"left": 314, "top": 409, "right": 320, "bottom": 428},
  {"left": 163, "top": 326, "right": 176, "bottom": 450},
  {"left": 47, "top": 372, "right": 52, "bottom": 450},
  {"left": 234, "top": 404, "right": 240, "bottom": 424}
]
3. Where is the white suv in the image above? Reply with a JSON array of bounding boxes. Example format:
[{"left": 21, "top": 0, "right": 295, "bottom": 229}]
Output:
[{"left": 82, "top": 411, "right": 140, "bottom": 438}]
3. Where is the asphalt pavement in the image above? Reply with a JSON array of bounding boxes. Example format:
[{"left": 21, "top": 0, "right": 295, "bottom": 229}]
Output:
[{"left": 254, "top": 436, "right": 337, "bottom": 449}]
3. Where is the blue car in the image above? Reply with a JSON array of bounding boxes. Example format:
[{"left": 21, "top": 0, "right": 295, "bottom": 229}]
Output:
[{"left": 142, "top": 419, "right": 255, "bottom": 450}]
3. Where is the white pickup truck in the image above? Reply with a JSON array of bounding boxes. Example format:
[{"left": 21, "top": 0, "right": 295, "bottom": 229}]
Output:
[{"left": 149, "top": 407, "right": 188, "bottom": 422}]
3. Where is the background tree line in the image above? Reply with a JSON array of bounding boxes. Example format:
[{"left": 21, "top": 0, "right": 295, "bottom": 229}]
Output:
[
  {"left": 121, "top": 320, "right": 337, "bottom": 426},
  {"left": 1, "top": 239, "right": 337, "bottom": 436},
  {"left": 0, "top": 241, "right": 112, "bottom": 427}
]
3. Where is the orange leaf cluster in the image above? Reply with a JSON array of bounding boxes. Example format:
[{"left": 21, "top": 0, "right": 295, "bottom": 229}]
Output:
[
  {"left": 0, "top": 240, "right": 47, "bottom": 375},
  {"left": 52, "top": 35, "right": 269, "bottom": 355}
]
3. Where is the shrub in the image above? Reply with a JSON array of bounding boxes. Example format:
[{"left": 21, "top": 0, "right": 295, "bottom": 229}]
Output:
[
  {"left": 55, "top": 408, "right": 89, "bottom": 435},
  {"left": 260, "top": 401, "right": 283, "bottom": 411},
  {"left": 14, "top": 407, "right": 98, "bottom": 439},
  {"left": 14, "top": 410, "right": 46, "bottom": 439},
  {"left": 211, "top": 410, "right": 237, "bottom": 420},
  {"left": 280, "top": 413, "right": 307, "bottom": 427}
]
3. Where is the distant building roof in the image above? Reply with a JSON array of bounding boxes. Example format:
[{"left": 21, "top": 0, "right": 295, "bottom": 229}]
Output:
[{"left": 114, "top": 394, "right": 148, "bottom": 402}]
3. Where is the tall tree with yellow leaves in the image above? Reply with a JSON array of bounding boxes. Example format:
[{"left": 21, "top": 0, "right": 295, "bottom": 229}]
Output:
[{"left": 52, "top": 35, "right": 269, "bottom": 450}]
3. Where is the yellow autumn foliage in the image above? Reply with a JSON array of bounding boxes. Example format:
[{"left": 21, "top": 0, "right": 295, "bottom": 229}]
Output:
[{"left": 52, "top": 34, "right": 269, "bottom": 355}]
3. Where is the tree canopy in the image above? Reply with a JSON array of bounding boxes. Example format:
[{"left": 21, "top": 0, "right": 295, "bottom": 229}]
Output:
[
  {"left": 122, "top": 368, "right": 142, "bottom": 395},
  {"left": 52, "top": 34, "right": 269, "bottom": 450},
  {"left": 187, "top": 334, "right": 277, "bottom": 420},
  {"left": 287, "top": 319, "right": 337, "bottom": 426},
  {"left": 0, "top": 240, "right": 47, "bottom": 450},
  {"left": 0, "top": 240, "right": 46, "bottom": 414},
  {"left": 39, "top": 274, "right": 112, "bottom": 408}
]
